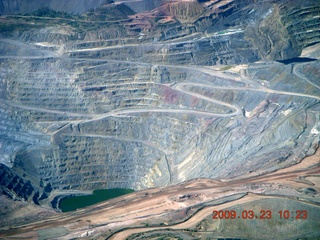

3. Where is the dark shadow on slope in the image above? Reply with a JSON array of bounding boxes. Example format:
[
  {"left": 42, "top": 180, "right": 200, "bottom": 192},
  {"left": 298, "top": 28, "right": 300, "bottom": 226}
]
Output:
[{"left": 277, "top": 57, "right": 317, "bottom": 65}]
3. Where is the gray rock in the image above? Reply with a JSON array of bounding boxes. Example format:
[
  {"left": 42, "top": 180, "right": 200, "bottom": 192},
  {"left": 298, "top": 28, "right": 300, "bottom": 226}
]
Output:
[{"left": 0, "top": 0, "right": 319, "bottom": 207}]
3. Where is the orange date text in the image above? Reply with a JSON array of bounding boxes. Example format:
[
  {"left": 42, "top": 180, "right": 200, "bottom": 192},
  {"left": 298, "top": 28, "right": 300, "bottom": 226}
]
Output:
[{"left": 212, "top": 209, "right": 308, "bottom": 220}]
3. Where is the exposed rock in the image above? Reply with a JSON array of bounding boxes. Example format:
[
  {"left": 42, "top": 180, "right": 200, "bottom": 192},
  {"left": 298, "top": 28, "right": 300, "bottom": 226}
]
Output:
[
  {"left": 0, "top": 0, "right": 319, "bottom": 210},
  {"left": 0, "top": 0, "right": 107, "bottom": 15},
  {"left": 245, "top": 0, "right": 320, "bottom": 60}
]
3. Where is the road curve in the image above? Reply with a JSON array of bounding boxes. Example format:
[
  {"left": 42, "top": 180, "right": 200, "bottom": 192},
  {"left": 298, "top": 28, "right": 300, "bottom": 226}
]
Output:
[{"left": 293, "top": 62, "right": 320, "bottom": 90}]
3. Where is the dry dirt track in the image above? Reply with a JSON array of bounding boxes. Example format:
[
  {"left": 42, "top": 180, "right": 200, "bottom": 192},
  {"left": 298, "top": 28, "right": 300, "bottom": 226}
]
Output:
[
  {"left": 109, "top": 149, "right": 320, "bottom": 239},
  {"left": 109, "top": 194, "right": 272, "bottom": 240}
]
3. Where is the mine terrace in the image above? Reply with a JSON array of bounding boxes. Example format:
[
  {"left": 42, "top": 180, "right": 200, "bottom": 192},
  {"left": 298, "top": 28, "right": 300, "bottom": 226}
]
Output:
[{"left": 0, "top": 0, "right": 319, "bottom": 239}]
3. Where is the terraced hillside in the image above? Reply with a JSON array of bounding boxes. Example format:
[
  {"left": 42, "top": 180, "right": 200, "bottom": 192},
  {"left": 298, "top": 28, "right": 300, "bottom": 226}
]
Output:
[{"left": 0, "top": 0, "right": 319, "bottom": 218}]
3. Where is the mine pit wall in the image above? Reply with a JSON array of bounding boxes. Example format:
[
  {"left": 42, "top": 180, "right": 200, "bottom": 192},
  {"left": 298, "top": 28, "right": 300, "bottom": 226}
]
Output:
[
  {"left": 50, "top": 134, "right": 171, "bottom": 191},
  {"left": 0, "top": 0, "right": 319, "bottom": 206},
  {"left": 0, "top": 56, "right": 319, "bottom": 206},
  {"left": 0, "top": 164, "right": 35, "bottom": 201},
  {"left": 1, "top": 55, "right": 320, "bottom": 206},
  {"left": 0, "top": 0, "right": 107, "bottom": 15},
  {"left": 68, "top": 32, "right": 260, "bottom": 66},
  {"left": 0, "top": 0, "right": 164, "bottom": 15},
  {"left": 0, "top": 57, "right": 191, "bottom": 205},
  {"left": 245, "top": 0, "right": 320, "bottom": 60}
]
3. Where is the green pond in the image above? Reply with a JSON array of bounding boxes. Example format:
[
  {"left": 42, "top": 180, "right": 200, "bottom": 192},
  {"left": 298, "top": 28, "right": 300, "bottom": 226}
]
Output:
[{"left": 59, "top": 188, "right": 134, "bottom": 212}]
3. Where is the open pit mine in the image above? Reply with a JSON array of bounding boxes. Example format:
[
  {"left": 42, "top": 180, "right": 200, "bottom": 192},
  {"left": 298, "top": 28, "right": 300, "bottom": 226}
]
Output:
[{"left": 0, "top": 0, "right": 319, "bottom": 239}]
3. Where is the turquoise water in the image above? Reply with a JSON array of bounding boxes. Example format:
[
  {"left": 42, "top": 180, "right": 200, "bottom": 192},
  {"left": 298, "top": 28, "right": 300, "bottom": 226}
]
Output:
[{"left": 59, "top": 188, "right": 134, "bottom": 212}]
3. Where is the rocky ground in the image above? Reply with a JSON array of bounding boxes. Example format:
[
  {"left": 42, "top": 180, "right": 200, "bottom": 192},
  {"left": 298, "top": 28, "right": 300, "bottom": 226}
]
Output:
[
  {"left": 0, "top": 149, "right": 319, "bottom": 239},
  {"left": 0, "top": 0, "right": 319, "bottom": 239}
]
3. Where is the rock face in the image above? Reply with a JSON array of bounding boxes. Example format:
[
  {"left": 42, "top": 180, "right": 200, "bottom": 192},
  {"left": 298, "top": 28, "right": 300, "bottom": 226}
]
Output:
[
  {"left": 0, "top": 0, "right": 163, "bottom": 15},
  {"left": 0, "top": 0, "right": 319, "bottom": 207},
  {"left": 246, "top": 0, "right": 320, "bottom": 60},
  {"left": 0, "top": 0, "right": 107, "bottom": 15}
]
